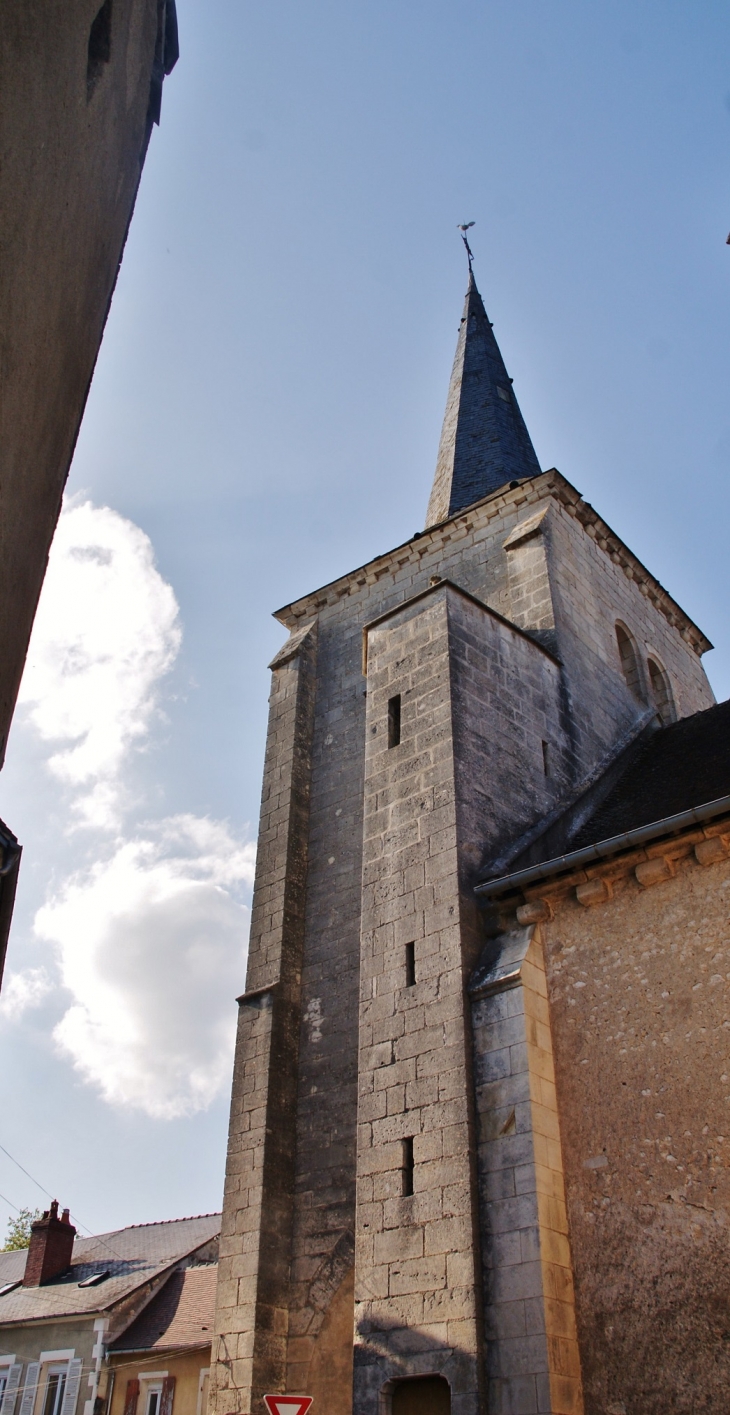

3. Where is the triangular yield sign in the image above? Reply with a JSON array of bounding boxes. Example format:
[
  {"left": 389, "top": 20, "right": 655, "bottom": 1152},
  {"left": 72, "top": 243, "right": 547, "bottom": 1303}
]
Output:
[{"left": 263, "top": 1397, "right": 312, "bottom": 1415}]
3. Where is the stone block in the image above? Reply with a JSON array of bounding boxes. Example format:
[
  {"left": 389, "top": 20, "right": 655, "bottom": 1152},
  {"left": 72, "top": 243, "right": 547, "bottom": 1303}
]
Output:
[
  {"left": 695, "top": 835, "right": 729, "bottom": 866},
  {"left": 635, "top": 856, "right": 675, "bottom": 888},
  {"left": 388, "top": 1253, "right": 447, "bottom": 1295},
  {"left": 490, "top": 1256, "right": 545, "bottom": 1305},
  {"left": 423, "top": 1215, "right": 469, "bottom": 1256},
  {"left": 486, "top": 1375, "right": 540, "bottom": 1415},
  {"left": 373, "top": 1225, "right": 424, "bottom": 1264},
  {"left": 575, "top": 878, "right": 612, "bottom": 907}
]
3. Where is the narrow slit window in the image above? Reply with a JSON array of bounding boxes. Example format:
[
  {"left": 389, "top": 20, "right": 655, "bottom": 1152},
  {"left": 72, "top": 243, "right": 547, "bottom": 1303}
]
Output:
[
  {"left": 541, "top": 740, "right": 550, "bottom": 776},
  {"left": 405, "top": 941, "right": 415, "bottom": 987},
  {"left": 388, "top": 694, "right": 401, "bottom": 748},
  {"left": 402, "top": 1136, "right": 414, "bottom": 1196}
]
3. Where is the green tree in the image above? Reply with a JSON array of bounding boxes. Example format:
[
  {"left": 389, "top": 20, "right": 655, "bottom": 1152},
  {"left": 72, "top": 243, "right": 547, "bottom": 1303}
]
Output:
[{"left": 2, "top": 1208, "right": 41, "bottom": 1251}]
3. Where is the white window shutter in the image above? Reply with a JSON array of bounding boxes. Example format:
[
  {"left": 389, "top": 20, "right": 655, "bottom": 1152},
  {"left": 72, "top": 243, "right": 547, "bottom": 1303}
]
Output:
[
  {"left": 59, "top": 1362, "right": 82, "bottom": 1415},
  {"left": 18, "top": 1364, "right": 39, "bottom": 1415},
  {"left": 0, "top": 1365, "right": 23, "bottom": 1415}
]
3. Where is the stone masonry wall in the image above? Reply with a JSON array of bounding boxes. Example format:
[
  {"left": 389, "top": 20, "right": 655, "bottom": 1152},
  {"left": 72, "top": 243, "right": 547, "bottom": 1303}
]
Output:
[
  {"left": 353, "top": 583, "right": 572, "bottom": 1414},
  {"left": 285, "top": 611, "right": 368, "bottom": 1408},
  {"left": 278, "top": 473, "right": 714, "bottom": 810},
  {"left": 470, "top": 928, "right": 583, "bottom": 1415},
  {"left": 355, "top": 589, "right": 484, "bottom": 1415},
  {"left": 211, "top": 626, "right": 317, "bottom": 1415},
  {"left": 542, "top": 850, "right": 730, "bottom": 1413},
  {"left": 447, "top": 589, "right": 571, "bottom": 887},
  {"left": 542, "top": 500, "right": 714, "bottom": 780}
]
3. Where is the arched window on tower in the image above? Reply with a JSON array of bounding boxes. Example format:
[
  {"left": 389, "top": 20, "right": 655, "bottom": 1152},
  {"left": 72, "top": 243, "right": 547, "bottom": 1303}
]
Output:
[
  {"left": 615, "top": 623, "right": 643, "bottom": 700},
  {"left": 647, "top": 657, "right": 676, "bottom": 725}
]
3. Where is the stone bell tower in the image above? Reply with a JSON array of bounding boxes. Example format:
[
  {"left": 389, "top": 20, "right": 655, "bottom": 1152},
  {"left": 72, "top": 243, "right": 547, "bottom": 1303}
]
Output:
[{"left": 210, "top": 268, "right": 714, "bottom": 1415}]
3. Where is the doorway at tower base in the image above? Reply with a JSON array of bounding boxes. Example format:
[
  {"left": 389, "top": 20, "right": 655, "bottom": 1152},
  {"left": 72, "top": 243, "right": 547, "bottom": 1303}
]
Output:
[{"left": 391, "top": 1376, "right": 451, "bottom": 1415}]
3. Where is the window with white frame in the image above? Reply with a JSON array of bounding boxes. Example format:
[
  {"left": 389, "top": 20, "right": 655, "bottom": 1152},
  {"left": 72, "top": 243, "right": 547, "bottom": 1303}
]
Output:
[
  {"left": 30, "top": 1354, "right": 81, "bottom": 1415},
  {"left": 0, "top": 1359, "right": 22, "bottom": 1415},
  {"left": 196, "top": 1370, "right": 209, "bottom": 1415},
  {"left": 41, "top": 1368, "right": 67, "bottom": 1415},
  {"left": 144, "top": 1386, "right": 162, "bottom": 1415}
]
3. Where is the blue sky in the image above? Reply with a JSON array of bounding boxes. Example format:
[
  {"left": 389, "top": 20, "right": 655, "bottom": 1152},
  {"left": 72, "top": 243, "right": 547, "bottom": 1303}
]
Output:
[{"left": 0, "top": 0, "right": 729, "bottom": 1240}]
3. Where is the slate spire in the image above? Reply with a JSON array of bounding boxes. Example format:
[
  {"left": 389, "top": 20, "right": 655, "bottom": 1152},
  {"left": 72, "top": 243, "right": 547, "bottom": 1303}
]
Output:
[{"left": 425, "top": 271, "right": 541, "bottom": 528}]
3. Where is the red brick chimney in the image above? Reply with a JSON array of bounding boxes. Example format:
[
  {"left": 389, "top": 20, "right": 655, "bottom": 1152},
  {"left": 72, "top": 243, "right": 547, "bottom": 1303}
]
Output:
[{"left": 22, "top": 1201, "right": 76, "bottom": 1286}]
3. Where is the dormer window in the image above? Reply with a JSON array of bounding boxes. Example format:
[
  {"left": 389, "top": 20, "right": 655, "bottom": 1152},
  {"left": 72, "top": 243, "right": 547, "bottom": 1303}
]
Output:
[
  {"left": 78, "top": 1270, "right": 109, "bottom": 1287},
  {"left": 615, "top": 623, "right": 643, "bottom": 700}
]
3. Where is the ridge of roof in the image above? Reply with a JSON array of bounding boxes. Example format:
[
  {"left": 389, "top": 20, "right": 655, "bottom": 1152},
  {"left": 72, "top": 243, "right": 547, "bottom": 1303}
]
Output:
[{"left": 121, "top": 1212, "right": 221, "bottom": 1231}]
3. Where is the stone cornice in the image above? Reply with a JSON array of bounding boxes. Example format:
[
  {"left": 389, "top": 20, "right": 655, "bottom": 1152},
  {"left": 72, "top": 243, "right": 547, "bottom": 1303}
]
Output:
[
  {"left": 487, "top": 810, "right": 730, "bottom": 926},
  {"left": 273, "top": 476, "right": 542, "bottom": 628},
  {"left": 273, "top": 470, "right": 711, "bottom": 656},
  {"left": 545, "top": 472, "right": 712, "bottom": 656}
]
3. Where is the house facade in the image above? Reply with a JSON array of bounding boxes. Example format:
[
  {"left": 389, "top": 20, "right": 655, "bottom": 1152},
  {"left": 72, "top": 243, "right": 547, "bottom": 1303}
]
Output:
[
  {"left": 0, "top": 1208, "right": 218, "bottom": 1415},
  {"left": 106, "top": 1264, "right": 217, "bottom": 1415}
]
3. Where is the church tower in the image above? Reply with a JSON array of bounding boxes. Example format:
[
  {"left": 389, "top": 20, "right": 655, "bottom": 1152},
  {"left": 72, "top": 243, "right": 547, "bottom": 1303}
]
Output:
[{"left": 210, "top": 268, "right": 714, "bottom": 1415}]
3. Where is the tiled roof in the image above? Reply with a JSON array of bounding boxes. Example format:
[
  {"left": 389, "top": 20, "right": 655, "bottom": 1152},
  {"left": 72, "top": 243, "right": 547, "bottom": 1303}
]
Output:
[
  {"left": 568, "top": 700, "right": 730, "bottom": 851},
  {"left": 109, "top": 1265, "right": 217, "bottom": 1353},
  {"left": 0, "top": 1214, "right": 220, "bottom": 1325}
]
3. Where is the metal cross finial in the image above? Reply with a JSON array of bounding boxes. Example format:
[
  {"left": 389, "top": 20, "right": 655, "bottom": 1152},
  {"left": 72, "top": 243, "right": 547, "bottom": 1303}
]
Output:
[{"left": 457, "top": 222, "right": 475, "bottom": 271}]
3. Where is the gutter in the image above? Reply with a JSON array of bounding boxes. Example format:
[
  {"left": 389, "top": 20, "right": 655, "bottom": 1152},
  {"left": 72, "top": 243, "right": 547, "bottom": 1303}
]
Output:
[
  {"left": 107, "top": 1342, "right": 211, "bottom": 1360},
  {"left": 474, "top": 793, "right": 730, "bottom": 900}
]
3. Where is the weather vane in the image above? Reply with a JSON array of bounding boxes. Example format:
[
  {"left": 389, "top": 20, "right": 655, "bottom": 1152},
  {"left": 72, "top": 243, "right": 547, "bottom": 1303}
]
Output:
[{"left": 457, "top": 222, "right": 475, "bottom": 270}]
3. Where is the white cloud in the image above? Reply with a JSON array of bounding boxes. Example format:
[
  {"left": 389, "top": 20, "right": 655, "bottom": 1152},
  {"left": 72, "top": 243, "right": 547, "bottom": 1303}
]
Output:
[
  {"left": 18, "top": 501, "right": 181, "bottom": 829},
  {"left": 14, "top": 499, "right": 257, "bottom": 1119},
  {"left": 0, "top": 967, "right": 53, "bottom": 1020},
  {"left": 36, "top": 818, "right": 255, "bottom": 1119}
]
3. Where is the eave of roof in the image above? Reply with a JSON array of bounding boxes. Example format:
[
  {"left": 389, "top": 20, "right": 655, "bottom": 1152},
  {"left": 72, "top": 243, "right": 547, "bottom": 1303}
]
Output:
[
  {"left": 474, "top": 794, "right": 730, "bottom": 901},
  {"left": 0, "top": 1215, "right": 220, "bottom": 1327},
  {"left": 108, "top": 1340, "right": 211, "bottom": 1358}
]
